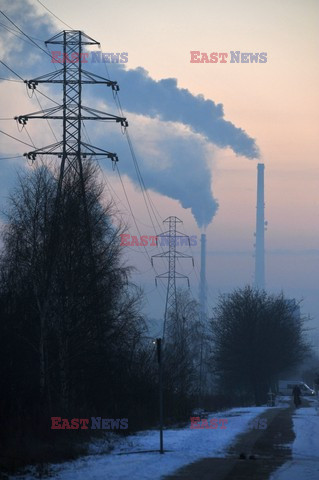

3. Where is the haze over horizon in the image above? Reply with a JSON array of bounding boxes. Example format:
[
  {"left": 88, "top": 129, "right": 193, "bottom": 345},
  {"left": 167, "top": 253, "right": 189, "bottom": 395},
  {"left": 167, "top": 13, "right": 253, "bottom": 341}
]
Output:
[{"left": 0, "top": 0, "right": 318, "bottom": 348}]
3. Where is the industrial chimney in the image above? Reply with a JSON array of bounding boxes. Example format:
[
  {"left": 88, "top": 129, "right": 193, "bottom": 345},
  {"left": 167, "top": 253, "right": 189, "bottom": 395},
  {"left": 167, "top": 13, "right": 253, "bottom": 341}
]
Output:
[
  {"left": 255, "top": 163, "right": 265, "bottom": 289},
  {"left": 199, "top": 233, "right": 207, "bottom": 320}
]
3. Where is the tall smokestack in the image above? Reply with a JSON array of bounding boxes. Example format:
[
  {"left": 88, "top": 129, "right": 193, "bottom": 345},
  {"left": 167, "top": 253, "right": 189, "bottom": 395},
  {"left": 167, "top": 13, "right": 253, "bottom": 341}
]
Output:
[
  {"left": 255, "top": 163, "right": 265, "bottom": 289},
  {"left": 199, "top": 233, "right": 207, "bottom": 320}
]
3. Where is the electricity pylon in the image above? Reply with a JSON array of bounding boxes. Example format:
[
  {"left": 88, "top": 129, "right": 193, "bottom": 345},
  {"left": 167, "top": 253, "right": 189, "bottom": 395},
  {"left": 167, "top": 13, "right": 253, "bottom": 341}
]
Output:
[
  {"left": 152, "top": 216, "right": 193, "bottom": 339},
  {"left": 13, "top": 30, "right": 129, "bottom": 363},
  {"left": 16, "top": 30, "right": 127, "bottom": 188},
  {"left": 15, "top": 30, "right": 127, "bottom": 290}
]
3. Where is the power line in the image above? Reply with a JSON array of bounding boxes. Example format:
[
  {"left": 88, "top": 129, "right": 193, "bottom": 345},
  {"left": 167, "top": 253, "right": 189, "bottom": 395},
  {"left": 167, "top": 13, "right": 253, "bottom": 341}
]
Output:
[
  {"left": 110, "top": 86, "right": 169, "bottom": 274},
  {"left": 36, "top": 0, "right": 73, "bottom": 30},
  {"left": 0, "top": 57, "right": 62, "bottom": 115},
  {"left": 0, "top": 77, "right": 21, "bottom": 82},
  {"left": 97, "top": 67, "right": 167, "bottom": 253},
  {"left": 0, "top": 63, "right": 51, "bottom": 162},
  {"left": 115, "top": 163, "right": 166, "bottom": 302},
  {"left": 115, "top": 164, "right": 153, "bottom": 264},
  {"left": 0, "top": 67, "right": 60, "bottom": 108},
  {"left": 0, "top": 11, "right": 50, "bottom": 58},
  {"left": 125, "top": 128, "right": 164, "bottom": 231},
  {"left": 95, "top": 156, "right": 166, "bottom": 308},
  {"left": 0, "top": 20, "right": 44, "bottom": 42},
  {"left": 29, "top": 87, "right": 60, "bottom": 107},
  {"left": 79, "top": 119, "right": 149, "bottom": 229},
  {"left": 119, "top": 133, "right": 169, "bottom": 271},
  {"left": 24, "top": 126, "right": 37, "bottom": 148},
  {"left": 99, "top": 60, "right": 171, "bottom": 304},
  {"left": 70, "top": 46, "right": 167, "bottom": 291},
  {"left": 0, "top": 129, "right": 35, "bottom": 148},
  {"left": 0, "top": 155, "right": 23, "bottom": 160},
  {"left": 33, "top": 90, "right": 59, "bottom": 142},
  {"left": 126, "top": 131, "right": 160, "bottom": 235},
  {"left": 99, "top": 56, "right": 165, "bottom": 235},
  {"left": 0, "top": 60, "right": 24, "bottom": 81},
  {"left": 76, "top": 121, "right": 150, "bottom": 237},
  {"left": 1, "top": 59, "right": 61, "bottom": 154},
  {"left": 0, "top": 20, "right": 43, "bottom": 48},
  {"left": 96, "top": 156, "right": 157, "bottom": 229}
]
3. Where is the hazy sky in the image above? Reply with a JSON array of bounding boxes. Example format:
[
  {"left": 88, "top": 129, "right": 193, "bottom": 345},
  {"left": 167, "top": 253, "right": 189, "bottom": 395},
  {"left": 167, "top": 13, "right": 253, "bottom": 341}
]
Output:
[{"left": 0, "top": 0, "right": 318, "bottom": 346}]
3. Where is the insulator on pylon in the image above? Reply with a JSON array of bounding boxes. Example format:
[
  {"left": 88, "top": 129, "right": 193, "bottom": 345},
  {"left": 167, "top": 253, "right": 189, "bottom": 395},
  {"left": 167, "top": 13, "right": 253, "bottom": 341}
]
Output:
[
  {"left": 25, "top": 80, "right": 38, "bottom": 90},
  {"left": 24, "top": 152, "right": 36, "bottom": 161},
  {"left": 15, "top": 116, "right": 27, "bottom": 125}
]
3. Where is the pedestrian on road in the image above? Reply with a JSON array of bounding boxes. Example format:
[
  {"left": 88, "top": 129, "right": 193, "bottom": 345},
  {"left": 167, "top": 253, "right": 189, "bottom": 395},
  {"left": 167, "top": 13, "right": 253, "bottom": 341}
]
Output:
[{"left": 292, "top": 384, "right": 301, "bottom": 408}]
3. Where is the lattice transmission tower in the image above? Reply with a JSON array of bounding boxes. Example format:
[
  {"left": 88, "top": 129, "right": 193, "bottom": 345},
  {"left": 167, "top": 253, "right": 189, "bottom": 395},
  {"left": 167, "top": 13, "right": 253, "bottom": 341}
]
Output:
[
  {"left": 15, "top": 30, "right": 128, "bottom": 318},
  {"left": 152, "top": 216, "right": 193, "bottom": 339},
  {"left": 14, "top": 30, "right": 127, "bottom": 309},
  {"left": 16, "top": 30, "right": 127, "bottom": 189}
]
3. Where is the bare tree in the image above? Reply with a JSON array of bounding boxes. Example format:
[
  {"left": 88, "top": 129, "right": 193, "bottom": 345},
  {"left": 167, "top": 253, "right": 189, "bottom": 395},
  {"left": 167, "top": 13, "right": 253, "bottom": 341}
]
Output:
[
  {"left": 0, "top": 161, "right": 147, "bottom": 459},
  {"left": 163, "top": 289, "right": 206, "bottom": 416}
]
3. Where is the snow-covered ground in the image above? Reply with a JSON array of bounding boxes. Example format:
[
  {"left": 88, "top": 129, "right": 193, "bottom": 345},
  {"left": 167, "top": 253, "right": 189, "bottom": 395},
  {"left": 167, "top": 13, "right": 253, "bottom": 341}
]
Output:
[
  {"left": 270, "top": 399, "right": 319, "bottom": 480},
  {"left": 12, "top": 405, "right": 270, "bottom": 480}
]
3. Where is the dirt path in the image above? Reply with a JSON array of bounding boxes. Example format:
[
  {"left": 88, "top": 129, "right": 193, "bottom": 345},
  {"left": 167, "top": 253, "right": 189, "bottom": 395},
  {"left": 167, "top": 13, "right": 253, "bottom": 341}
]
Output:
[{"left": 165, "top": 400, "right": 304, "bottom": 480}]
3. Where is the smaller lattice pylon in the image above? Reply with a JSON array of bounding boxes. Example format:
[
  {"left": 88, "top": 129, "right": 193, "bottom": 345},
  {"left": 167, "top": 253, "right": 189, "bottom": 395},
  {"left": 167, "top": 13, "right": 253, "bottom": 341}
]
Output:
[{"left": 151, "top": 216, "right": 193, "bottom": 339}]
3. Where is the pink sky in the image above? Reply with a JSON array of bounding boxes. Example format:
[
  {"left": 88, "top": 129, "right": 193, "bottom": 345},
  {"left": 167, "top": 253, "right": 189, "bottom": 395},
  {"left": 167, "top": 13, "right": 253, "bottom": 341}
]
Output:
[{"left": 1, "top": 0, "right": 318, "bottom": 342}]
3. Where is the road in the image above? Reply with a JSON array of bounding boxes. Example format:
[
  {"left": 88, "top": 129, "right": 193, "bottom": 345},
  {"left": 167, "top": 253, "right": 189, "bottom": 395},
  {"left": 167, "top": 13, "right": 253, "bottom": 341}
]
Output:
[{"left": 165, "top": 399, "right": 314, "bottom": 480}]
